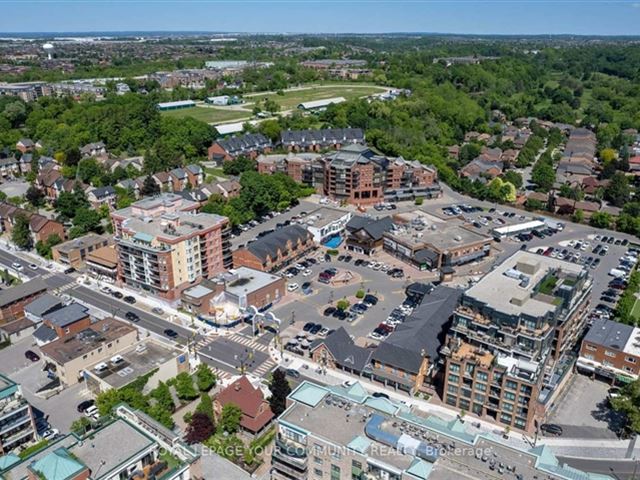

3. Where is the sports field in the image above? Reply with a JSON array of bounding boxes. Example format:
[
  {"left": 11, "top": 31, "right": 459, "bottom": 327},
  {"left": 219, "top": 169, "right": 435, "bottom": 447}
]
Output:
[{"left": 160, "top": 83, "right": 387, "bottom": 125}]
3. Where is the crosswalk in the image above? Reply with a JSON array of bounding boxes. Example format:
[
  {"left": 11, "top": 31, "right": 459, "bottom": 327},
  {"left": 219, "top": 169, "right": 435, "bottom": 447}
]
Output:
[{"left": 195, "top": 332, "right": 270, "bottom": 354}]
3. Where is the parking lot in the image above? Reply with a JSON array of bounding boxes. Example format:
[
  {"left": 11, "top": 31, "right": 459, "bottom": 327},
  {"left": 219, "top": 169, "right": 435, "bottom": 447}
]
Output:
[
  {"left": 547, "top": 374, "right": 625, "bottom": 439},
  {"left": 0, "top": 338, "right": 88, "bottom": 433},
  {"left": 273, "top": 252, "right": 411, "bottom": 344}
]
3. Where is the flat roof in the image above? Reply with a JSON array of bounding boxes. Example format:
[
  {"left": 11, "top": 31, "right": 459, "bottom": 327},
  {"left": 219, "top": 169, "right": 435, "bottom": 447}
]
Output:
[
  {"left": 52, "top": 233, "right": 109, "bottom": 255},
  {"left": 298, "top": 207, "right": 351, "bottom": 229},
  {"left": 157, "top": 100, "right": 195, "bottom": 108},
  {"left": 298, "top": 96, "right": 346, "bottom": 109},
  {"left": 121, "top": 211, "right": 226, "bottom": 243},
  {"left": 386, "top": 222, "right": 490, "bottom": 252},
  {"left": 585, "top": 318, "right": 638, "bottom": 355},
  {"left": 40, "top": 318, "right": 136, "bottom": 364},
  {"left": 464, "top": 250, "right": 586, "bottom": 318},
  {"left": 224, "top": 267, "right": 282, "bottom": 297},
  {"left": 86, "top": 340, "right": 184, "bottom": 389},
  {"left": 492, "top": 220, "right": 545, "bottom": 235}
]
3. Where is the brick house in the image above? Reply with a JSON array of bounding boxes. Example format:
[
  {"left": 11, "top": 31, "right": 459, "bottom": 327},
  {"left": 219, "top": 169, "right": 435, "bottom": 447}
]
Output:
[
  {"left": 214, "top": 376, "right": 274, "bottom": 436},
  {"left": 0, "top": 278, "right": 47, "bottom": 325}
]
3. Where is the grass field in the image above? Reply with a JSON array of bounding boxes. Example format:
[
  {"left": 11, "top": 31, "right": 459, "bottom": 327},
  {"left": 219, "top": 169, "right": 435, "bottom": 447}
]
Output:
[
  {"left": 161, "top": 84, "right": 387, "bottom": 125},
  {"left": 161, "top": 106, "right": 251, "bottom": 124},
  {"left": 631, "top": 297, "right": 640, "bottom": 320},
  {"left": 245, "top": 84, "right": 387, "bottom": 110}
]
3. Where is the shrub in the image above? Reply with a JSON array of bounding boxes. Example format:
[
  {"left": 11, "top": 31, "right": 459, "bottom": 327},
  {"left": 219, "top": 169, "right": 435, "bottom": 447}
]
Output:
[
  {"left": 336, "top": 299, "right": 350, "bottom": 311},
  {"left": 414, "top": 197, "right": 424, "bottom": 205},
  {"left": 355, "top": 289, "right": 365, "bottom": 299}
]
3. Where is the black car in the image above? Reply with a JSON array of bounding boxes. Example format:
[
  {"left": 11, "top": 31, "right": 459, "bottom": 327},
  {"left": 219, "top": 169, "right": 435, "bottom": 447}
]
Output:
[
  {"left": 344, "top": 255, "right": 353, "bottom": 262},
  {"left": 125, "top": 311, "right": 140, "bottom": 322},
  {"left": 372, "top": 392, "right": 390, "bottom": 399},
  {"left": 324, "top": 254, "right": 331, "bottom": 262},
  {"left": 163, "top": 328, "right": 178, "bottom": 338},
  {"left": 112, "top": 291, "right": 123, "bottom": 299},
  {"left": 303, "top": 322, "right": 316, "bottom": 332},
  {"left": 540, "top": 424, "right": 563, "bottom": 436},
  {"left": 63, "top": 267, "right": 76, "bottom": 274},
  {"left": 301, "top": 282, "right": 312, "bottom": 291},
  {"left": 123, "top": 296, "right": 136, "bottom": 304},
  {"left": 337, "top": 255, "right": 346, "bottom": 261},
  {"left": 285, "top": 369, "right": 300, "bottom": 379},
  {"left": 363, "top": 294, "right": 379, "bottom": 306},
  {"left": 335, "top": 310, "right": 348, "bottom": 320},
  {"left": 25, "top": 350, "right": 40, "bottom": 362},
  {"left": 77, "top": 400, "right": 95, "bottom": 413},
  {"left": 306, "top": 258, "right": 317, "bottom": 265},
  {"left": 323, "top": 307, "right": 336, "bottom": 317},
  {"left": 309, "top": 324, "right": 322, "bottom": 335}
]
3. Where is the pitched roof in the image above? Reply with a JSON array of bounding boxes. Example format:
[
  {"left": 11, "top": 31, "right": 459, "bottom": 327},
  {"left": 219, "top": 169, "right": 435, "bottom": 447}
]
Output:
[
  {"left": 169, "top": 167, "right": 187, "bottom": 179},
  {"left": 215, "top": 133, "right": 271, "bottom": 156},
  {"left": 24, "top": 294, "right": 63, "bottom": 318},
  {"left": 89, "top": 186, "right": 115, "bottom": 199},
  {"left": 371, "top": 286, "right": 462, "bottom": 373},
  {"left": 216, "top": 376, "right": 274, "bottom": 433},
  {"left": 33, "top": 324, "right": 57, "bottom": 343},
  {"left": 44, "top": 303, "right": 89, "bottom": 328},
  {"left": 186, "top": 164, "right": 203, "bottom": 175},
  {"left": 280, "top": 128, "right": 365, "bottom": 147},
  {"left": 0, "top": 278, "right": 47, "bottom": 308},
  {"left": 310, "top": 327, "right": 372, "bottom": 372},
  {"left": 346, "top": 215, "right": 394, "bottom": 241},
  {"left": 153, "top": 171, "right": 171, "bottom": 183},
  {"left": 29, "top": 447, "right": 87, "bottom": 480},
  {"left": 246, "top": 224, "right": 312, "bottom": 262},
  {"left": 29, "top": 214, "right": 51, "bottom": 233}
]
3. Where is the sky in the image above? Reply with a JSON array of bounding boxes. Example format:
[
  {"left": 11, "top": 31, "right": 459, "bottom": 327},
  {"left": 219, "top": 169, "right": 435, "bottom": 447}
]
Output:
[{"left": 1, "top": 1, "right": 640, "bottom": 36}]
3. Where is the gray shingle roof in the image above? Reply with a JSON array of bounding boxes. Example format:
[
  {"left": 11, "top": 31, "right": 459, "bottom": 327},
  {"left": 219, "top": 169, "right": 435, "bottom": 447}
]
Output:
[
  {"left": 310, "top": 327, "right": 372, "bottom": 372},
  {"left": 246, "top": 224, "right": 312, "bottom": 262},
  {"left": 280, "top": 128, "right": 364, "bottom": 147},
  {"left": 33, "top": 324, "right": 57, "bottom": 343},
  {"left": 24, "top": 294, "right": 63, "bottom": 318},
  {"left": 371, "top": 286, "right": 462, "bottom": 373},
  {"left": 346, "top": 216, "right": 394, "bottom": 241},
  {"left": 44, "top": 303, "right": 88, "bottom": 328},
  {"left": 0, "top": 278, "right": 47, "bottom": 308},
  {"left": 216, "top": 133, "right": 271, "bottom": 156},
  {"left": 584, "top": 318, "right": 634, "bottom": 351}
]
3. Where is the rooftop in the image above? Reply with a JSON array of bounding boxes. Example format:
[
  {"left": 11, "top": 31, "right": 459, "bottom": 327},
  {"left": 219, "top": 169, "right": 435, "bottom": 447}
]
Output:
[
  {"left": 40, "top": 318, "right": 136, "bottom": 364},
  {"left": 297, "top": 207, "right": 351, "bottom": 229},
  {"left": 86, "top": 340, "right": 186, "bottom": 389},
  {"left": 585, "top": 318, "right": 639, "bottom": 356},
  {"left": 0, "top": 278, "right": 47, "bottom": 308},
  {"left": 43, "top": 303, "right": 88, "bottom": 328},
  {"left": 464, "top": 250, "right": 586, "bottom": 318},
  {"left": 385, "top": 221, "right": 491, "bottom": 252},
  {"left": 223, "top": 267, "right": 282, "bottom": 297}
]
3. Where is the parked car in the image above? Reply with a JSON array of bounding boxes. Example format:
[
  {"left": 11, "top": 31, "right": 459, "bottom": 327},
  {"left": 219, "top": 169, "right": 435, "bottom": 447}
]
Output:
[
  {"left": 77, "top": 400, "right": 95, "bottom": 413},
  {"left": 285, "top": 369, "right": 300, "bottom": 379},
  {"left": 28, "top": 263, "right": 38, "bottom": 270},
  {"left": 372, "top": 392, "right": 390, "bottom": 399},
  {"left": 151, "top": 307, "right": 164, "bottom": 315},
  {"left": 11, "top": 262, "right": 23, "bottom": 271},
  {"left": 303, "top": 322, "right": 316, "bottom": 332},
  {"left": 363, "top": 294, "right": 379, "bottom": 306},
  {"left": 123, "top": 296, "right": 136, "bottom": 304},
  {"left": 112, "top": 291, "right": 124, "bottom": 299},
  {"left": 287, "top": 283, "right": 299, "bottom": 292},
  {"left": 540, "top": 424, "right": 563, "bottom": 436},
  {"left": 323, "top": 307, "right": 336, "bottom": 317},
  {"left": 25, "top": 350, "right": 40, "bottom": 362},
  {"left": 42, "top": 429, "right": 59, "bottom": 441}
]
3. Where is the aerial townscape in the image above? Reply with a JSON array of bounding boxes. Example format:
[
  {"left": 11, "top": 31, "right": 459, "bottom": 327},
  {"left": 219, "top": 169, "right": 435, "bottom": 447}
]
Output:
[{"left": 2, "top": 2, "right": 640, "bottom": 479}]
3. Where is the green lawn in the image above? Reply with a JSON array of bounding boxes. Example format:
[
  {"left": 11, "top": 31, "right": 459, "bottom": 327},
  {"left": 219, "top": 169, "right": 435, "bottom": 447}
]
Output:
[
  {"left": 245, "top": 83, "right": 387, "bottom": 110},
  {"left": 161, "top": 106, "right": 251, "bottom": 124},
  {"left": 631, "top": 297, "right": 640, "bottom": 321}
]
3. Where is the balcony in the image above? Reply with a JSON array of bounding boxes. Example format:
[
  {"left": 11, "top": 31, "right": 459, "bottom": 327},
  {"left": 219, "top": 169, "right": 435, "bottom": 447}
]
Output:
[{"left": 271, "top": 456, "right": 308, "bottom": 479}]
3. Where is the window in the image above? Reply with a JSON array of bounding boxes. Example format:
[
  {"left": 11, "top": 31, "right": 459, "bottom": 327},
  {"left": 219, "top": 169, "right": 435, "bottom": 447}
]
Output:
[
  {"left": 448, "top": 374, "right": 459, "bottom": 384},
  {"left": 446, "top": 395, "right": 457, "bottom": 406},
  {"left": 585, "top": 344, "right": 597, "bottom": 351},
  {"left": 314, "top": 457, "right": 323, "bottom": 465},
  {"left": 476, "top": 371, "right": 488, "bottom": 382},
  {"left": 314, "top": 468, "right": 323, "bottom": 477},
  {"left": 475, "top": 382, "right": 487, "bottom": 392},
  {"left": 500, "top": 413, "right": 512, "bottom": 424},
  {"left": 624, "top": 366, "right": 635, "bottom": 373},
  {"left": 331, "top": 465, "right": 340, "bottom": 480},
  {"left": 449, "top": 363, "right": 460, "bottom": 373},
  {"left": 583, "top": 353, "right": 594, "bottom": 360},
  {"left": 505, "top": 380, "right": 518, "bottom": 391},
  {"left": 627, "top": 356, "right": 637, "bottom": 364},
  {"left": 447, "top": 385, "right": 458, "bottom": 394},
  {"left": 605, "top": 350, "right": 617, "bottom": 358},
  {"left": 504, "top": 392, "right": 516, "bottom": 401},
  {"left": 474, "top": 393, "right": 485, "bottom": 403},
  {"left": 603, "top": 360, "right": 614, "bottom": 367},
  {"left": 503, "top": 402, "right": 514, "bottom": 412}
]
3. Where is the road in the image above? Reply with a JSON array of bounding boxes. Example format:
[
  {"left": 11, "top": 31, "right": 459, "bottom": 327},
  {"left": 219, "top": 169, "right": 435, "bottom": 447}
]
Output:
[{"left": 559, "top": 456, "right": 639, "bottom": 480}]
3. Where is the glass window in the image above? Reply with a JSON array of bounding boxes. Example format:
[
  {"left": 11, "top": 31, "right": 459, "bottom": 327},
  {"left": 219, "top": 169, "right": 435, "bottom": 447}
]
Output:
[
  {"left": 448, "top": 374, "right": 460, "bottom": 384},
  {"left": 331, "top": 464, "right": 341, "bottom": 480},
  {"left": 314, "top": 468, "right": 323, "bottom": 477},
  {"left": 449, "top": 363, "right": 460, "bottom": 373}
]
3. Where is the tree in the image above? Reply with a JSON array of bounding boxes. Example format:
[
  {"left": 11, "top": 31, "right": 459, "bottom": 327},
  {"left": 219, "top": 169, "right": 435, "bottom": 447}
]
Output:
[
  {"left": 25, "top": 186, "right": 44, "bottom": 207},
  {"left": 219, "top": 403, "right": 243, "bottom": 434},
  {"left": 600, "top": 148, "right": 617, "bottom": 164},
  {"left": 150, "top": 381, "right": 175, "bottom": 413},
  {"left": 502, "top": 170, "right": 523, "bottom": 190},
  {"left": 222, "top": 157, "right": 255, "bottom": 176},
  {"left": 571, "top": 209, "right": 584, "bottom": 224},
  {"left": 174, "top": 372, "right": 198, "bottom": 401},
  {"left": 141, "top": 174, "right": 160, "bottom": 196},
  {"left": 12, "top": 213, "right": 32, "bottom": 250},
  {"left": 195, "top": 363, "right": 217, "bottom": 392},
  {"left": 185, "top": 412, "right": 215, "bottom": 444},
  {"left": 195, "top": 392, "right": 214, "bottom": 420},
  {"left": 35, "top": 233, "right": 62, "bottom": 259},
  {"left": 269, "top": 368, "right": 292, "bottom": 416},
  {"left": 589, "top": 211, "right": 612, "bottom": 229},
  {"left": 147, "top": 403, "right": 174, "bottom": 430},
  {"left": 73, "top": 208, "right": 103, "bottom": 235},
  {"left": 531, "top": 161, "right": 555, "bottom": 192},
  {"left": 77, "top": 158, "right": 103, "bottom": 184},
  {"left": 70, "top": 417, "right": 92, "bottom": 435},
  {"left": 604, "top": 172, "right": 631, "bottom": 208}
]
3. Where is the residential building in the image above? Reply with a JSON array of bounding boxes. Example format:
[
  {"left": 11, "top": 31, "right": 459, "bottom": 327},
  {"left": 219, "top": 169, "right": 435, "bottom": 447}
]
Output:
[
  {"left": 442, "top": 251, "right": 592, "bottom": 432},
  {"left": 310, "top": 327, "right": 374, "bottom": 376},
  {"left": 460, "top": 158, "right": 504, "bottom": 181},
  {"left": 0, "top": 374, "right": 37, "bottom": 454},
  {"left": 295, "top": 207, "right": 352, "bottom": 244},
  {"left": 0, "top": 404, "right": 201, "bottom": 480},
  {"left": 383, "top": 215, "right": 492, "bottom": 271},
  {"left": 0, "top": 203, "right": 65, "bottom": 245},
  {"left": 86, "top": 245, "right": 118, "bottom": 282},
  {"left": 0, "top": 157, "right": 22, "bottom": 178},
  {"left": 214, "top": 376, "right": 274, "bottom": 436},
  {"left": 86, "top": 186, "right": 116, "bottom": 209},
  {"left": 271, "top": 380, "right": 610, "bottom": 480},
  {"left": 79, "top": 141, "right": 107, "bottom": 158},
  {"left": 185, "top": 164, "right": 204, "bottom": 187},
  {"left": 169, "top": 168, "right": 188, "bottom": 191},
  {"left": 15, "top": 139, "right": 34, "bottom": 154},
  {"left": 256, "top": 153, "right": 322, "bottom": 187},
  {"left": 0, "top": 278, "right": 47, "bottom": 325},
  {"left": 152, "top": 171, "right": 173, "bottom": 192},
  {"left": 181, "top": 267, "right": 285, "bottom": 318},
  {"left": 23, "top": 294, "right": 62, "bottom": 323},
  {"left": 207, "top": 133, "right": 272, "bottom": 164},
  {"left": 345, "top": 215, "right": 394, "bottom": 255},
  {"left": 233, "top": 225, "right": 314, "bottom": 272},
  {"left": 280, "top": 128, "right": 365, "bottom": 152},
  {"left": 51, "top": 233, "right": 112, "bottom": 270},
  {"left": 577, "top": 318, "right": 640, "bottom": 384},
  {"left": 40, "top": 317, "right": 138, "bottom": 386},
  {"left": 111, "top": 194, "right": 231, "bottom": 301}
]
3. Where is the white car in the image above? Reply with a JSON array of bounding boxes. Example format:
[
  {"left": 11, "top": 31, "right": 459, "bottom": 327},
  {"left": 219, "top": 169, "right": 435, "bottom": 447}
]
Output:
[
  {"left": 11, "top": 262, "right": 23, "bottom": 271},
  {"left": 28, "top": 263, "right": 38, "bottom": 270},
  {"left": 287, "top": 283, "right": 299, "bottom": 292},
  {"left": 302, "top": 269, "right": 313, "bottom": 277},
  {"left": 42, "top": 428, "right": 59, "bottom": 441},
  {"left": 84, "top": 405, "right": 99, "bottom": 420}
]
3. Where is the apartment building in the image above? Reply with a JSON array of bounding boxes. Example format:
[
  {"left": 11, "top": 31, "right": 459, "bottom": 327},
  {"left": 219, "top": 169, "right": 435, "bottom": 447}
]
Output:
[
  {"left": 577, "top": 318, "right": 640, "bottom": 384},
  {"left": 280, "top": 128, "right": 365, "bottom": 152},
  {"left": 441, "top": 251, "right": 592, "bottom": 432},
  {"left": 0, "top": 279, "right": 47, "bottom": 325},
  {"left": 0, "top": 374, "right": 36, "bottom": 454},
  {"left": 207, "top": 133, "right": 272, "bottom": 163},
  {"left": 271, "top": 380, "right": 609, "bottom": 480},
  {"left": 111, "top": 194, "right": 231, "bottom": 301},
  {"left": 0, "top": 405, "right": 201, "bottom": 480}
]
